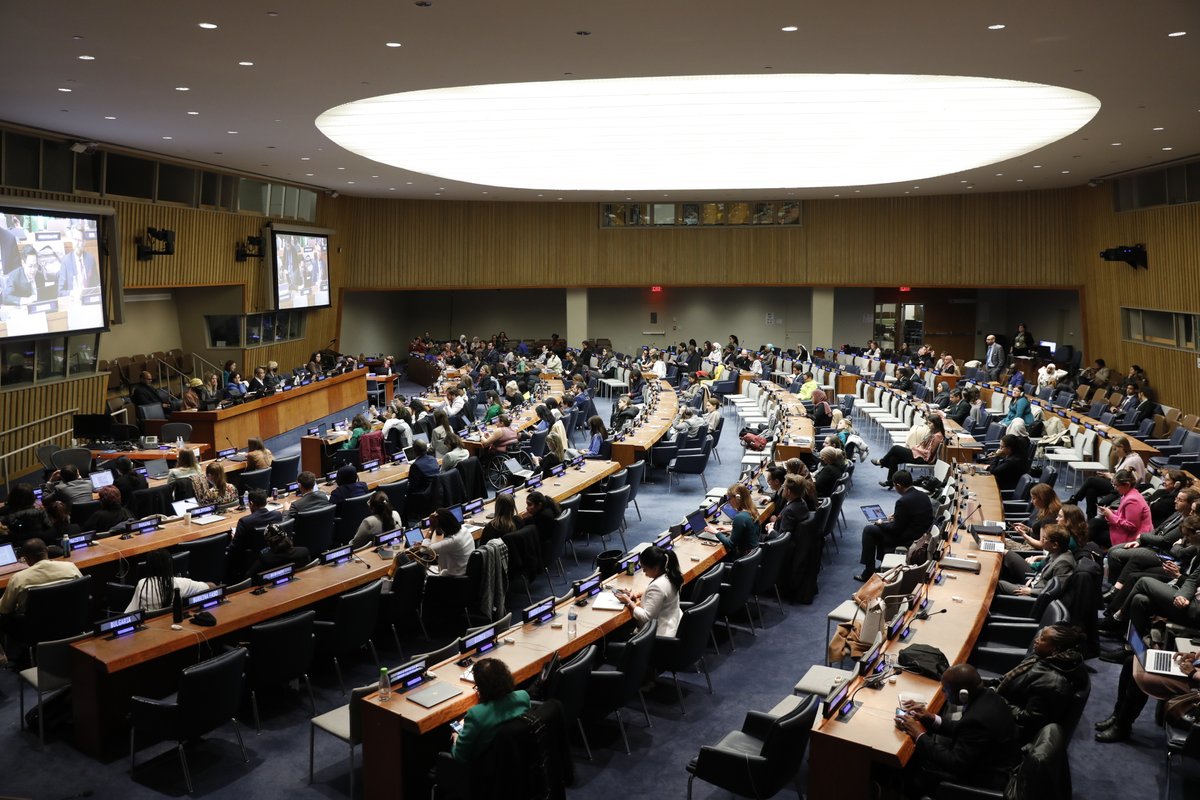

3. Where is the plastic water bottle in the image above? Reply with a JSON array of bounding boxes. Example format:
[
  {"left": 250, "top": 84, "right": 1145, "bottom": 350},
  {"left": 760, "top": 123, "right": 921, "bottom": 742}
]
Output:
[
  {"left": 60, "top": 533, "right": 71, "bottom": 557},
  {"left": 378, "top": 667, "right": 392, "bottom": 702},
  {"left": 176, "top": 434, "right": 184, "bottom": 451},
  {"left": 567, "top": 611, "right": 578, "bottom": 639},
  {"left": 240, "top": 491, "right": 248, "bottom": 510}
]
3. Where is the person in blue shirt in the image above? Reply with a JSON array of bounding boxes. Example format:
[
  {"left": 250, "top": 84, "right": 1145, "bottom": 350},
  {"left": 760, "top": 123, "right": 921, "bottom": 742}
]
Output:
[
  {"left": 225, "top": 370, "right": 247, "bottom": 400},
  {"left": 710, "top": 483, "right": 760, "bottom": 558},
  {"left": 585, "top": 415, "right": 607, "bottom": 457},
  {"left": 1000, "top": 393, "right": 1034, "bottom": 428}
]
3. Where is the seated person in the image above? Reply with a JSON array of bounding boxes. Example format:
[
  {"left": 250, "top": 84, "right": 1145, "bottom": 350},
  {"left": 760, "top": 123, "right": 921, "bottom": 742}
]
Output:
[
  {"left": 450, "top": 658, "right": 531, "bottom": 762},
  {"left": 193, "top": 462, "right": 239, "bottom": 506},
  {"left": 796, "top": 372, "right": 819, "bottom": 400},
  {"left": 584, "top": 415, "right": 608, "bottom": 457},
  {"left": 812, "top": 447, "right": 846, "bottom": 498},
  {"left": 520, "top": 491, "right": 561, "bottom": 543},
  {"left": 481, "top": 414, "right": 519, "bottom": 455},
  {"left": 611, "top": 394, "right": 640, "bottom": 432},
  {"left": 0, "top": 539, "right": 83, "bottom": 620},
  {"left": 330, "top": 463, "right": 369, "bottom": 507},
  {"left": 481, "top": 390, "right": 503, "bottom": 423},
  {"left": 441, "top": 433, "right": 470, "bottom": 470},
  {"left": 110, "top": 456, "right": 148, "bottom": 507},
  {"left": 126, "top": 549, "right": 214, "bottom": 611},
  {"left": 43, "top": 465, "right": 93, "bottom": 506},
  {"left": 227, "top": 490, "right": 283, "bottom": 580},
  {"left": 167, "top": 448, "right": 202, "bottom": 484},
  {"left": 286, "top": 470, "right": 332, "bottom": 517},
  {"left": 896, "top": 664, "right": 1020, "bottom": 794},
  {"left": 130, "top": 370, "right": 170, "bottom": 415},
  {"left": 181, "top": 377, "right": 203, "bottom": 410},
  {"left": 225, "top": 370, "right": 248, "bottom": 400},
  {"left": 0, "top": 484, "right": 52, "bottom": 550},
  {"left": 350, "top": 491, "right": 401, "bottom": 548},
  {"left": 341, "top": 413, "right": 371, "bottom": 454},
  {"left": 247, "top": 366, "right": 269, "bottom": 393},
  {"left": 1096, "top": 643, "right": 1200, "bottom": 743},
  {"left": 85, "top": 485, "right": 133, "bottom": 534},
  {"left": 856, "top": 470, "right": 933, "bottom": 581},
  {"left": 988, "top": 624, "right": 1088, "bottom": 743},
  {"left": 943, "top": 389, "right": 971, "bottom": 424},
  {"left": 1067, "top": 435, "right": 1148, "bottom": 517},
  {"left": 614, "top": 545, "right": 682, "bottom": 636},
  {"left": 987, "top": 434, "right": 1029, "bottom": 494},
  {"left": 1093, "top": 469, "right": 1152, "bottom": 548},
  {"left": 246, "top": 524, "right": 312, "bottom": 576},
  {"left": 406, "top": 441, "right": 440, "bottom": 497},
  {"left": 198, "top": 373, "right": 223, "bottom": 409},
  {"left": 873, "top": 416, "right": 945, "bottom": 488},
  {"left": 996, "top": 526, "right": 1076, "bottom": 596},
  {"left": 708, "top": 484, "right": 760, "bottom": 559},
  {"left": 480, "top": 492, "right": 519, "bottom": 544},
  {"left": 421, "top": 507, "right": 475, "bottom": 576},
  {"left": 1010, "top": 483, "right": 1062, "bottom": 548},
  {"left": 246, "top": 436, "right": 274, "bottom": 470}
]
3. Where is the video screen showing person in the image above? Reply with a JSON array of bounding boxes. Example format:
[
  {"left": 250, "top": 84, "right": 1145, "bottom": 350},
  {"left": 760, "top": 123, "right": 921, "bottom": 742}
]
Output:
[
  {"left": 0, "top": 211, "right": 104, "bottom": 340},
  {"left": 274, "top": 232, "right": 330, "bottom": 310}
]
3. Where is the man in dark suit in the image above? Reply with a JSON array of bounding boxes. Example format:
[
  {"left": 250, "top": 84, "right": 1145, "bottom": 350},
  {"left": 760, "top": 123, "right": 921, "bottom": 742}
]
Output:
[
  {"left": 943, "top": 389, "right": 971, "bottom": 425},
  {"left": 57, "top": 228, "right": 98, "bottom": 294},
  {"left": 228, "top": 490, "right": 283, "bottom": 580},
  {"left": 856, "top": 470, "right": 933, "bottom": 581},
  {"left": 110, "top": 456, "right": 148, "bottom": 508},
  {"left": 983, "top": 334, "right": 1004, "bottom": 382},
  {"left": 0, "top": 224, "right": 20, "bottom": 275},
  {"left": 897, "top": 664, "right": 1020, "bottom": 794},
  {"left": 406, "top": 440, "right": 440, "bottom": 496},
  {"left": 285, "top": 471, "right": 331, "bottom": 518}
]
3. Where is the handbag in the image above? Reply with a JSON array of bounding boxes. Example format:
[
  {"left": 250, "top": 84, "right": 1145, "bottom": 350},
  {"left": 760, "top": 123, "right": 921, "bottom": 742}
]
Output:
[
  {"left": 1165, "top": 689, "right": 1200, "bottom": 727},
  {"left": 528, "top": 651, "right": 563, "bottom": 701},
  {"left": 851, "top": 565, "right": 901, "bottom": 610}
]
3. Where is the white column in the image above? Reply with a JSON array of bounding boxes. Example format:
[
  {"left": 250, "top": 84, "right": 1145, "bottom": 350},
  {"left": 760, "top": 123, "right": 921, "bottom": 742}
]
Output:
[
  {"left": 566, "top": 288, "right": 588, "bottom": 348},
  {"left": 811, "top": 287, "right": 835, "bottom": 351}
]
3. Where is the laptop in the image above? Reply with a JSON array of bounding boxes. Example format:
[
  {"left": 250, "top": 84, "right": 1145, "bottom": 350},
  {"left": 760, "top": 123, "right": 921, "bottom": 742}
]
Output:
[
  {"left": 188, "top": 504, "right": 225, "bottom": 525},
  {"left": 89, "top": 469, "right": 114, "bottom": 490},
  {"left": 406, "top": 682, "right": 464, "bottom": 708},
  {"left": 684, "top": 508, "right": 719, "bottom": 542},
  {"left": 171, "top": 499, "right": 199, "bottom": 516},
  {"left": 0, "top": 543, "right": 17, "bottom": 567},
  {"left": 860, "top": 504, "right": 889, "bottom": 522},
  {"left": 967, "top": 527, "right": 1006, "bottom": 553},
  {"left": 1128, "top": 623, "right": 1187, "bottom": 677},
  {"left": 143, "top": 459, "right": 170, "bottom": 480}
]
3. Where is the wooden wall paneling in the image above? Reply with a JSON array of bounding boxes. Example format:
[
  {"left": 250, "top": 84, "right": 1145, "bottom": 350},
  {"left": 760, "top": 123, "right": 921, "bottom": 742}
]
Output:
[{"left": 1, "top": 374, "right": 108, "bottom": 480}]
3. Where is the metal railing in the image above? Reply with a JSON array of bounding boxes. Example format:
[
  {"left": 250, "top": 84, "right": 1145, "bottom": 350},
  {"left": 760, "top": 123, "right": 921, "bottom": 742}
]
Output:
[{"left": 0, "top": 407, "right": 79, "bottom": 492}]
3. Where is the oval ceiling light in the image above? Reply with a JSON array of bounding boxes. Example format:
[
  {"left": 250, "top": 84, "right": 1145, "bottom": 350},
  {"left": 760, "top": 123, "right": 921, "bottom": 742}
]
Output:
[{"left": 316, "top": 74, "right": 1101, "bottom": 190}]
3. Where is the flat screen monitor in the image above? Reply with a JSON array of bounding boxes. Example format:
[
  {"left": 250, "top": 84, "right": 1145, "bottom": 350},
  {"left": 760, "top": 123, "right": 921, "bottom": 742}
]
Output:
[
  {"left": 0, "top": 205, "right": 109, "bottom": 341},
  {"left": 272, "top": 228, "right": 330, "bottom": 310},
  {"left": 73, "top": 413, "right": 112, "bottom": 440}
]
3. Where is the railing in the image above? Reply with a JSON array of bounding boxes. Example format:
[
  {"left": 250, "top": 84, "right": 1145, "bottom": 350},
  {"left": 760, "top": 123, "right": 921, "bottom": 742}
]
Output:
[
  {"left": 153, "top": 358, "right": 192, "bottom": 402},
  {"left": 0, "top": 407, "right": 79, "bottom": 492},
  {"left": 191, "top": 353, "right": 222, "bottom": 383}
]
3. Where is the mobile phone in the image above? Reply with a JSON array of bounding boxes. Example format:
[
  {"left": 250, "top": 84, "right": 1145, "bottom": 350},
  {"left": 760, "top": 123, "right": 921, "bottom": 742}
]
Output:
[{"left": 450, "top": 720, "right": 464, "bottom": 734}]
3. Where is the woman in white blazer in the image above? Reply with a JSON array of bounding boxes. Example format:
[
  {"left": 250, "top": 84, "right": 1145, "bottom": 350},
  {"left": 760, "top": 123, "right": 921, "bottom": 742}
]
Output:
[{"left": 617, "top": 545, "right": 683, "bottom": 637}]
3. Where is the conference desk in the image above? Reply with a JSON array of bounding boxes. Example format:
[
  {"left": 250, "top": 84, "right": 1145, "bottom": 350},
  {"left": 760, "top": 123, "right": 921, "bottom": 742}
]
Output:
[
  {"left": 807, "top": 473, "right": 1004, "bottom": 800},
  {"left": 63, "top": 458, "right": 622, "bottom": 758},
  {"left": 88, "top": 442, "right": 211, "bottom": 462},
  {"left": 610, "top": 381, "right": 678, "bottom": 467},
  {"left": 367, "top": 374, "right": 396, "bottom": 407},
  {"left": 156, "top": 368, "right": 370, "bottom": 451},
  {"left": 750, "top": 382, "right": 816, "bottom": 462},
  {"left": 857, "top": 379, "right": 984, "bottom": 463},
  {"left": 360, "top": 528, "right": 727, "bottom": 800}
]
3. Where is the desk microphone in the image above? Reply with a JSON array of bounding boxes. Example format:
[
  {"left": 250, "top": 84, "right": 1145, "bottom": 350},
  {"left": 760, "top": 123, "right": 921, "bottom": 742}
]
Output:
[
  {"left": 225, "top": 436, "right": 238, "bottom": 457},
  {"left": 915, "top": 607, "right": 948, "bottom": 621},
  {"left": 352, "top": 555, "right": 371, "bottom": 569}
]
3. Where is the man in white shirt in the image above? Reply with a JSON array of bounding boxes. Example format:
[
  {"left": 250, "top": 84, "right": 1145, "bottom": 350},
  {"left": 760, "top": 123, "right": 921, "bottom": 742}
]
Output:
[
  {"left": 544, "top": 350, "right": 563, "bottom": 373},
  {"left": 0, "top": 539, "right": 83, "bottom": 617},
  {"left": 650, "top": 352, "right": 667, "bottom": 379}
]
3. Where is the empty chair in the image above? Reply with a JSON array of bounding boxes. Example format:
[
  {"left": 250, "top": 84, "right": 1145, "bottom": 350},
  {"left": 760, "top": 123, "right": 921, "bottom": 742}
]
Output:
[
  {"left": 548, "top": 644, "right": 597, "bottom": 759},
  {"left": 314, "top": 579, "right": 383, "bottom": 694},
  {"left": 334, "top": 493, "right": 373, "bottom": 545},
  {"left": 309, "top": 683, "right": 376, "bottom": 797},
  {"left": 243, "top": 610, "right": 317, "bottom": 732},
  {"left": 269, "top": 454, "right": 301, "bottom": 489},
  {"left": 37, "top": 444, "right": 62, "bottom": 476},
  {"left": 683, "top": 564, "right": 724, "bottom": 606},
  {"left": 129, "top": 647, "right": 250, "bottom": 794},
  {"left": 667, "top": 439, "right": 713, "bottom": 492},
  {"left": 131, "top": 483, "right": 174, "bottom": 517},
  {"left": 624, "top": 460, "right": 645, "bottom": 520},
  {"left": 51, "top": 447, "right": 92, "bottom": 476},
  {"left": 752, "top": 530, "right": 792, "bottom": 618},
  {"left": 543, "top": 508, "right": 574, "bottom": 592},
  {"left": 575, "top": 485, "right": 630, "bottom": 551},
  {"left": 69, "top": 498, "right": 101, "bottom": 527},
  {"left": 382, "top": 560, "right": 428, "bottom": 651},
  {"left": 651, "top": 594, "right": 721, "bottom": 715},
  {"left": 293, "top": 505, "right": 337, "bottom": 554},
  {"left": 686, "top": 694, "right": 821, "bottom": 800},
  {"left": 175, "top": 531, "right": 231, "bottom": 584},
  {"left": 583, "top": 619, "right": 657, "bottom": 754},
  {"left": 239, "top": 467, "right": 272, "bottom": 494},
  {"left": 716, "top": 548, "right": 764, "bottom": 651},
  {"left": 18, "top": 632, "right": 91, "bottom": 747},
  {"left": 159, "top": 422, "right": 193, "bottom": 443}
]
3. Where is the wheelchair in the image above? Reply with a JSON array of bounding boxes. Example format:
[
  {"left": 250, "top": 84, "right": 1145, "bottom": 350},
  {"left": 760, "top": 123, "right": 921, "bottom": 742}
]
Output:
[{"left": 482, "top": 446, "right": 535, "bottom": 490}]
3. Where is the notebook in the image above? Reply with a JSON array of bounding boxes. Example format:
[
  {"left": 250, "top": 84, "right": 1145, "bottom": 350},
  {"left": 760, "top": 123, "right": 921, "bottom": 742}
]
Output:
[
  {"left": 1128, "top": 623, "right": 1187, "bottom": 677},
  {"left": 406, "top": 682, "right": 464, "bottom": 708},
  {"left": 591, "top": 590, "right": 626, "bottom": 611}
]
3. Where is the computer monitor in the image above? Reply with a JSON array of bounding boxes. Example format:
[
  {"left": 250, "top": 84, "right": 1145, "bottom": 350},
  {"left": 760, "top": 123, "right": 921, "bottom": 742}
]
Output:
[
  {"left": 445, "top": 504, "right": 464, "bottom": 524},
  {"left": 73, "top": 413, "right": 113, "bottom": 440}
]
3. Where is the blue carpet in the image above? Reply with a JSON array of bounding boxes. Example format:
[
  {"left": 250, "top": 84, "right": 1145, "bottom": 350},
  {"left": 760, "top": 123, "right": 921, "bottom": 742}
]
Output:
[{"left": 0, "top": 394, "right": 1193, "bottom": 798}]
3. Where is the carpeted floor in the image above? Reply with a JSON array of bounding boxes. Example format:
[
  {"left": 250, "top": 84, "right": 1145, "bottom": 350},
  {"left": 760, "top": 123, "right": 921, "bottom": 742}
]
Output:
[{"left": 0, "top": 389, "right": 1193, "bottom": 799}]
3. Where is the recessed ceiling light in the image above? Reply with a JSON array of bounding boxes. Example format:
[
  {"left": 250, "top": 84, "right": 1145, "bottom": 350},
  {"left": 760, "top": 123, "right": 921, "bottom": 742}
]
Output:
[
  {"left": 1060, "top": 170, "right": 1069, "bottom": 174},
  {"left": 406, "top": 181, "right": 413, "bottom": 184},
  {"left": 1163, "top": 146, "right": 1173, "bottom": 151},
  {"left": 904, "top": 191, "right": 909, "bottom": 194},
  {"left": 57, "top": 87, "right": 72, "bottom": 92},
  {"left": 1152, "top": 126, "right": 1164, "bottom": 131},
  {"left": 434, "top": 192, "right": 441, "bottom": 195},
  {"left": 304, "top": 172, "right": 314, "bottom": 176},
  {"left": 1111, "top": 142, "right": 1121, "bottom": 146},
  {"left": 960, "top": 180, "right": 968, "bottom": 183},
  {"left": 347, "top": 181, "right": 355, "bottom": 184},
  {"left": 483, "top": 191, "right": 488, "bottom": 194},
  {"left": 386, "top": 42, "right": 402, "bottom": 48},
  {"left": 104, "top": 115, "right": 116, "bottom": 119},
  {"left": 987, "top": 24, "right": 1006, "bottom": 30},
  {"left": 317, "top": 74, "right": 1101, "bottom": 191},
  {"left": 175, "top": 87, "right": 189, "bottom": 91},
  {"left": 1016, "top": 179, "right": 1023, "bottom": 182},
  {"left": 337, "top": 166, "right": 345, "bottom": 170},
  {"left": 1033, "top": 165, "right": 1042, "bottom": 169},
  {"left": 238, "top": 61, "right": 254, "bottom": 66},
  {"left": 187, "top": 111, "right": 199, "bottom": 115},
  {"left": 78, "top": 54, "right": 95, "bottom": 60},
  {"left": 389, "top": 187, "right": 396, "bottom": 191},
  {"left": 833, "top": 194, "right": 839, "bottom": 198},
  {"left": 994, "top": 173, "right": 1003, "bottom": 176},
  {"left": 1168, "top": 31, "right": 1187, "bottom": 37},
  {"left": 198, "top": 22, "right": 218, "bottom": 29},
  {"left": 371, "top": 175, "right": 379, "bottom": 178},
  {"left": 301, "top": 156, "right": 310, "bottom": 160},
  {"left": 227, "top": 130, "right": 238, "bottom": 134},
  {"left": 162, "top": 136, "right": 173, "bottom": 140},
  {"left": 781, "top": 26, "right": 798, "bottom": 32}
]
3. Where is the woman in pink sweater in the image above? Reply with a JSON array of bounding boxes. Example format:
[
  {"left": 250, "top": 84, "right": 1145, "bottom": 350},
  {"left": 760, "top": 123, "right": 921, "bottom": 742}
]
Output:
[{"left": 1100, "top": 469, "right": 1152, "bottom": 547}]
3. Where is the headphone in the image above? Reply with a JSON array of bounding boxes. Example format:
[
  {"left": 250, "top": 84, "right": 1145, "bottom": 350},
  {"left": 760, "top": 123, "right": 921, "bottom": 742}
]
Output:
[{"left": 958, "top": 688, "right": 970, "bottom": 705}]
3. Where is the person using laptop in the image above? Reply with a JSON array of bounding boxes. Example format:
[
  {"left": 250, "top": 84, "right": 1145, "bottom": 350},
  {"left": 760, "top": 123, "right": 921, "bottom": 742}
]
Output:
[
  {"left": 995, "top": 526, "right": 1075, "bottom": 596},
  {"left": 286, "top": 471, "right": 331, "bottom": 518},
  {"left": 227, "top": 490, "right": 283, "bottom": 581},
  {"left": 708, "top": 484, "right": 760, "bottom": 559},
  {"left": 111, "top": 456, "right": 148, "bottom": 507},
  {"left": 0, "top": 539, "right": 83, "bottom": 621},
  {"left": 125, "top": 549, "right": 214, "bottom": 612},
  {"left": 1095, "top": 643, "right": 1200, "bottom": 743},
  {"left": 43, "top": 465, "right": 93, "bottom": 506},
  {"left": 194, "top": 462, "right": 238, "bottom": 506},
  {"left": 855, "top": 471, "right": 933, "bottom": 582},
  {"left": 0, "top": 484, "right": 52, "bottom": 551},
  {"left": 422, "top": 507, "right": 474, "bottom": 577},
  {"left": 450, "top": 658, "right": 531, "bottom": 763},
  {"left": 86, "top": 486, "right": 133, "bottom": 534}
]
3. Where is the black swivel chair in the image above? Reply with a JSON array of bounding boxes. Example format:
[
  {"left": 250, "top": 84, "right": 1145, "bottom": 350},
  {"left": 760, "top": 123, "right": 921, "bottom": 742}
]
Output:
[
  {"left": 10, "top": 576, "right": 93, "bottom": 648},
  {"left": 269, "top": 454, "right": 301, "bottom": 490},
  {"left": 383, "top": 560, "right": 429, "bottom": 652},
  {"left": 934, "top": 722, "right": 1071, "bottom": 800},
  {"left": 314, "top": 580, "right": 383, "bottom": 694},
  {"left": 666, "top": 440, "right": 713, "bottom": 492},
  {"left": 159, "top": 422, "right": 193, "bottom": 443},
  {"left": 51, "top": 447, "right": 93, "bottom": 476},
  {"left": 542, "top": 509, "right": 574, "bottom": 593},
  {"left": 174, "top": 531, "right": 231, "bottom": 585},
  {"left": 624, "top": 460, "right": 645, "bottom": 520},
  {"left": 583, "top": 619, "right": 657, "bottom": 754},
  {"left": 651, "top": 594, "right": 721, "bottom": 715},
  {"left": 575, "top": 485, "right": 630, "bottom": 551},
  {"left": 129, "top": 647, "right": 250, "bottom": 794},
  {"left": 751, "top": 530, "right": 792, "bottom": 619},
  {"left": 378, "top": 480, "right": 409, "bottom": 523},
  {"left": 293, "top": 505, "right": 337, "bottom": 554},
  {"left": 239, "top": 467, "right": 272, "bottom": 494},
  {"left": 334, "top": 493, "right": 373, "bottom": 546},
  {"left": 686, "top": 693, "right": 821, "bottom": 800},
  {"left": 69, "top": 499, "right": 102, "bottom": 527},
  {"left": 716, "top": 548, "right": 764, "bottom": 651},
  {"left": 242, "top": 610, "right": 317, "bottom": 732},
  {"left": 548, "top": 644, "right": 597, "bottom": 760}
]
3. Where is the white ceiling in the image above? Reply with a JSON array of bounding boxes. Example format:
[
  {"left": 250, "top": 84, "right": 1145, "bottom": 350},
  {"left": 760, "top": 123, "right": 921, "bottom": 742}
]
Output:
[{"left": 5, "top": 0, "right": 1198, "bottom": 201}]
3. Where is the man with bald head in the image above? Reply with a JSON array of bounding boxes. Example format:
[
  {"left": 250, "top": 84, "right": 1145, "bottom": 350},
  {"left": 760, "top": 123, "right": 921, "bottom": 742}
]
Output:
[
  {"left": 983, "top": 334, "right": 1004, "bottom": 382},
  {"left": 895, "top": 663, "right": 1020, "bottom": 793}
]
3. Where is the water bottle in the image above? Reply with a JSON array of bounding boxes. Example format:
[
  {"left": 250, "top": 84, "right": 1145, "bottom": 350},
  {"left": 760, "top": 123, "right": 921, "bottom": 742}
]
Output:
[
  {"left": 172, "top": 588, "right": 183, "bottom": 624},
  {"left": 378, "top": 667, "right": 392, "bottom": 702},
  {"left": 239, "top": 491, "right": 248, "bottom": 510},
  {"left": 176, "top": 434, "right": 184, "bottom": 451},
  {"left": 566, "top": 611, "right": 578, "bottom": 639},
  {"left": 60, "top": 533, "right": 71, "bottom": 557}
]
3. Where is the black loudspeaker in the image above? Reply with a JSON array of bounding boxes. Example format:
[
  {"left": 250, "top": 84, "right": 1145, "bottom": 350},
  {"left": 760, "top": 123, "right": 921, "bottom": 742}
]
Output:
[{"left": 1099, "top": 244, "right": 1147, "bottom": 269}]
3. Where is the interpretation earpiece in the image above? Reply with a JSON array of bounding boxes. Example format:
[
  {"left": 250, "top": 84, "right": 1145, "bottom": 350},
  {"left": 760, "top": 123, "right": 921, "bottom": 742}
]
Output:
[{"left": 958, "top": 689, "right": 969, "bottom": 705}]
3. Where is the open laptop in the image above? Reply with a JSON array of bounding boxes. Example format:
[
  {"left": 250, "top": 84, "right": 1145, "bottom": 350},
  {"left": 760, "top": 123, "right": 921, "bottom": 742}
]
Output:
[
  {"left": 687, "top": 508, "right": 720, "bottom": 543},
  {"left": 0, "top": 543, "right": 18, "bottom": 568},
  {"left": 966, "top": 527, "right": 1006, "bottom": 553},
  {"left": 143, "top": 458, "right": 170, "bottom": 480},
  {"left": 860, "top": 505, "right": 889, "bottom": 523},
  {"left": 1128, "top": 623, "right": 1187, "bottom": 677}
]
